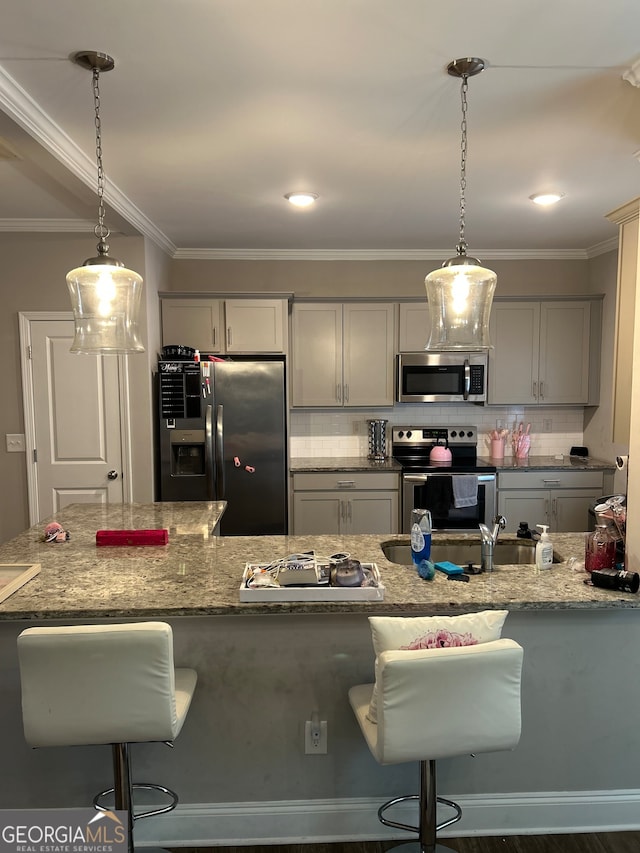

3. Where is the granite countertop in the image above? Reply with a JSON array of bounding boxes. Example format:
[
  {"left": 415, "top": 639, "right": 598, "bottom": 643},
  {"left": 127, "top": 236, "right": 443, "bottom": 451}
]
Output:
[
  {"left": 483, "top": 455, "right": 616, "bottom": 472},
  {"left": 0, "top": 503, "right": 635, "bottom": 620},
  {"left": 291, "top": 456, "right": 402, "bottom": 473},
  {"left": 290, "top": 455, "right": 615, "bottom": 473}
]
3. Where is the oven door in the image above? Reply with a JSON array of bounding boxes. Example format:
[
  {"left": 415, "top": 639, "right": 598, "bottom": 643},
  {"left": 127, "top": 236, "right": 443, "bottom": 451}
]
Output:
[{"left": 402, "top": 472, "right": 497, "bottom": 533}]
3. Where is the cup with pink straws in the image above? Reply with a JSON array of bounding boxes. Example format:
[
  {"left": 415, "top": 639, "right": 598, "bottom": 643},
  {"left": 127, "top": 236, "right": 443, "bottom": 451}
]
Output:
[
  {"left": 488, "top": 428, "right": 508, "bottom": 459},
  {"left": 512, "top": 422, "right": 531, "bottom": 459}
]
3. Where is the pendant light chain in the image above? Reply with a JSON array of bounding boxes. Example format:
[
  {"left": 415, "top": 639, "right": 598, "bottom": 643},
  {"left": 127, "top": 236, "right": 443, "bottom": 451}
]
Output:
[
  {"left": 457, "top": 73, "right": 469, "bottom": 257},
  {"left": 91, "top": 67, "right": 110, "bottom": 244}
]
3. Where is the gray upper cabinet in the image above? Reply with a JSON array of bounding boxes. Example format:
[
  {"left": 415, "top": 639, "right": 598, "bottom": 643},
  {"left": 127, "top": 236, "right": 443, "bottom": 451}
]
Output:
[
  {"left": 161, "top": 297, "right": 287, "bottom": 354},
  {"left": 488, "top": 299, "right": 598, "bottom": 405},
  {"left": 291, "top": 302, "right": 396, "bottom": 407},
  {"left": 398, "top": 303, "right": 431, "bottom": 351}
]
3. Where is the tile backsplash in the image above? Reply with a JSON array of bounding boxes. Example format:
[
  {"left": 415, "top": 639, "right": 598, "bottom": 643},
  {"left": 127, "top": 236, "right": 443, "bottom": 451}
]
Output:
[{"left": 290, "top": 405, "right": 585, "bottom": 459}]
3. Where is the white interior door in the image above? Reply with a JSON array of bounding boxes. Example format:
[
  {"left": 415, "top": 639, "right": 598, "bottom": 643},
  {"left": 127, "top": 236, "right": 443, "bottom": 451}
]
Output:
[{"left": 20, "top": 314, "right": 125, "bottom": 522}]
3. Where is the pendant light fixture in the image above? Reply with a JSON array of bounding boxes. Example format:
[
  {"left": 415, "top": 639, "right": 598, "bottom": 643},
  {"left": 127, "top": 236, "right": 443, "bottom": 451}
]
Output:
[
  {"left": 424, "top": 58, "right": 496, "bottom": 351},
  {"left": 66, "top": 51, "right": 144, "bottom": 355}
]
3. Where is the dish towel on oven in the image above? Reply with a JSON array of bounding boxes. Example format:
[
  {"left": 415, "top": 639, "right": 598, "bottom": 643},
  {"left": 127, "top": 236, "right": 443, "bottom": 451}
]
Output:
[{"left": 452, "top": 475, "right": 478, "bottom": 508}]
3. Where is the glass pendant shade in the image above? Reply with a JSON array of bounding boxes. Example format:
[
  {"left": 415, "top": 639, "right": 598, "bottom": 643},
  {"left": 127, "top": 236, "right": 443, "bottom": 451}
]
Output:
[
  {"left": 424, "top": 260, "right": 496, "bottom": 350},
  {"left": 67, "top": 263, "right": 144, "bottom": 354}
]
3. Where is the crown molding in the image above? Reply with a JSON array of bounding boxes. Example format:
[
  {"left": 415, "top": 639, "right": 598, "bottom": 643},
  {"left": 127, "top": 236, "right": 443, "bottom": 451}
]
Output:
[
  {"left": 171, "top": 246, "right": 594, "bottom": 261},
  {"left": 623, "top": 58, "right": 640, "bottom": 88},
  {"left": 0, "top": 65, "right": 176, "bottom": 256},
  {"left": 585, "top": 236, "right": 619, "bottom": 258},
  {"left": 0, "top": 217, "right": 95, "bottom": 232}
]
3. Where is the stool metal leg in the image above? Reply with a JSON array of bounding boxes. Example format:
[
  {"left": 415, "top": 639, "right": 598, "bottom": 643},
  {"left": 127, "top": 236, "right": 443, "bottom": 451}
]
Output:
[
  {"left": 93, "top": 742, "right": 179, "bottom": 853},
  {"left": 112, "top": 743, "right": 134, "bottom": 853},
  {"left": 378, "top": 760, "right": 461, "bottom": 853}
]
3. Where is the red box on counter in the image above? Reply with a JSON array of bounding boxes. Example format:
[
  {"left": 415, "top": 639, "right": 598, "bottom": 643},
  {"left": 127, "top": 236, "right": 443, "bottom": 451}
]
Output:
[{"left": 96, "top": 529, "right": 169, "bottom": 547}]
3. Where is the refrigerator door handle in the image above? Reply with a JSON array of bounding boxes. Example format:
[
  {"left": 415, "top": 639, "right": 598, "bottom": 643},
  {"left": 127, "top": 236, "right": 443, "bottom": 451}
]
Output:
[
  {"left": 205, "top": 404, "right": 215, "bottom": 499},
  {"left": 215, "top": 403, "right": 225, "bottom": 499}
]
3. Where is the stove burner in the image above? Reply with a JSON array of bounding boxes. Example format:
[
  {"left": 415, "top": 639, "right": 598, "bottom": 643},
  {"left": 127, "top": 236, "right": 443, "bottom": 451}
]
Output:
[{"left": 392, "top": 425, "right": 495, "bottom": 474}]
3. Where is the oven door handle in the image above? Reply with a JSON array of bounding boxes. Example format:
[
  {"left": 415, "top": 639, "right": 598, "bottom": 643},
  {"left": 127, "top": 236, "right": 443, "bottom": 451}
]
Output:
[{"left": 403, "top": 473, "right": 496, "bottom": 483}]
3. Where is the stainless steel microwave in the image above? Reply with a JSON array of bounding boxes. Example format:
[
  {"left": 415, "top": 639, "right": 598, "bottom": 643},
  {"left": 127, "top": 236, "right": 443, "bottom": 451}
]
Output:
[{"left": 397, "top": 352, "right": 488, "bottom": 403}]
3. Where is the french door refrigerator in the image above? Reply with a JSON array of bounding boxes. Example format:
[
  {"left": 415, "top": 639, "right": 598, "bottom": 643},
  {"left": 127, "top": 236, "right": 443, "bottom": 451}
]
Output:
[{"left": 158, "top": 357, "right": 287, "bottom": 535}]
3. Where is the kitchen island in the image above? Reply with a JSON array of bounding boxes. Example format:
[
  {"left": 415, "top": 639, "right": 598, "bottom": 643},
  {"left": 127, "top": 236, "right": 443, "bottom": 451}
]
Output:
[
  {"left": 0, "top": 503, "right": 638, "bottom": 845},
  {"left": 0, "top": 501, "right": 635, "bottom": 619}
]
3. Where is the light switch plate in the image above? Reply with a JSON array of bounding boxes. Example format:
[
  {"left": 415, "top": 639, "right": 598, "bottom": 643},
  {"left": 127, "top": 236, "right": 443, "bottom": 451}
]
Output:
[{"left": 6, "top": 434, "right": 26, "bottom": 452}]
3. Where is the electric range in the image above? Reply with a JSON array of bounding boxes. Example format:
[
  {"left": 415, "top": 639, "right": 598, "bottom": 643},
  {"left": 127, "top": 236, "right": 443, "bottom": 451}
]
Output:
[{"left": 392, "top": 426, "right": 497, "bottom": 533}]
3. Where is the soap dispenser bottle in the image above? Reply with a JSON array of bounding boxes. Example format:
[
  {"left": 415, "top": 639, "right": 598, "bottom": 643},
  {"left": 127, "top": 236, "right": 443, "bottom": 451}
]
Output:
[{"left": 535, "top": 525, "right": 553, "bottom": 569}]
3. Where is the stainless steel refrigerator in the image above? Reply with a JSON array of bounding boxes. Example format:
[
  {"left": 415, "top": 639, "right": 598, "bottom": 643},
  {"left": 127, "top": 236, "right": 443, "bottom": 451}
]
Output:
[{"left": 158, "top": 357, "right": 287, "bottom": 535}]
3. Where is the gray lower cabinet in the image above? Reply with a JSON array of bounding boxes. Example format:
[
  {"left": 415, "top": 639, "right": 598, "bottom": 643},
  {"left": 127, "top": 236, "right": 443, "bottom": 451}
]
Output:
[
  {"left": 497, "top": 469, "right": 607, "bottom": 533},
  {"left": 292, "top": 472, "right": 399, "bottom": 535}
]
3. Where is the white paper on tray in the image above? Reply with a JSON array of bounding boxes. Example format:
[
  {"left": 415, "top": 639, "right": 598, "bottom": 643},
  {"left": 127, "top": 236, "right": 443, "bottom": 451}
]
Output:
[{"left": 239, "top": 562, "right": 384, "bottom": 602}]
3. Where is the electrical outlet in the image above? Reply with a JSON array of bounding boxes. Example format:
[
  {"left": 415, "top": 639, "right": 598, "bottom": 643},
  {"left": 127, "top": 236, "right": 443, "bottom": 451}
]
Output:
[
  {"left": 304, "top": 719, "right": 328, "bottom": 754},
  {"left": 6, "top": 434, "right": 26, "bottom": 453},
  {"left": 352, "top": 421, "right": 361, "bottom": 435},
  {"left": 495, "top": 419, "right": 504, "bottom": 430},
  {"left": 543, "top": 419, "right": 553, "bottom": 433}
]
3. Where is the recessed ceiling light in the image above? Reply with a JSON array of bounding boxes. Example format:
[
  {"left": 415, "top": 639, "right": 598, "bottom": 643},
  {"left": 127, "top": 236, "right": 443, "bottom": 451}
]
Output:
[
  {"left": 284, "top": 192, "right": 318, "bottom": 208},
  {"left": 529, "top": 192, "right": 565, "bottom": 206}
]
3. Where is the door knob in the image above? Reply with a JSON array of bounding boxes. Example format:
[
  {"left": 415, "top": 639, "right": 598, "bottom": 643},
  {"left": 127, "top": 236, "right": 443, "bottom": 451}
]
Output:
[{"left": 107, "top": 470, "right": 119, "bottom": 480}]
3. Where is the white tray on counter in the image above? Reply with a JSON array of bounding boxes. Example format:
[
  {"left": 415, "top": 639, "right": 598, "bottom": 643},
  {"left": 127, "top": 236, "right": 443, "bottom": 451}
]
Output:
[{"left": 239, "top": 562, "right": 385, "bottom": 602}]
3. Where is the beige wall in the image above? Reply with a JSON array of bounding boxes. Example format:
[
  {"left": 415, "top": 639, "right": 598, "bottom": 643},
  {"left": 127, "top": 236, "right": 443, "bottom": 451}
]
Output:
[
  {"left": 583, "top": 250, "right": 626, "bottom": 490},
  {"left": 168, "top": 257, "right": 589, "bottom": 298},
  {"left": 0, "top": 241, "right": 618, "bottom": 543},
  {"left": 0, "top": 233, "right": 147, "bottom": 542}
]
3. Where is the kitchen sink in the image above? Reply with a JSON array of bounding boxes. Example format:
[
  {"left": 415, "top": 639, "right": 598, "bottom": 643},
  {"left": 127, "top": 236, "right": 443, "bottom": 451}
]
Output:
[{"left": 381, "top": 539, "right": 561, "bottom": 567}]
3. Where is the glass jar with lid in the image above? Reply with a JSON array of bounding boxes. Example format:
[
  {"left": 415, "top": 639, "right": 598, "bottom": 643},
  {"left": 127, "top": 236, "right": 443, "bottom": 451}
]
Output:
[{"left": 585, "top": 522, "right": 617, "bottom": 573}]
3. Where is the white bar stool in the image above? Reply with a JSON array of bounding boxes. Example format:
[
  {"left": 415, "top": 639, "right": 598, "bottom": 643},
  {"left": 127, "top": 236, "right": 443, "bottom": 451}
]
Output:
[
  {"left": 18, "top": 622, "right": 197, "bottom": 853},
  {"left": 349, "top": 637, "right": 523, "bottom": 853}
]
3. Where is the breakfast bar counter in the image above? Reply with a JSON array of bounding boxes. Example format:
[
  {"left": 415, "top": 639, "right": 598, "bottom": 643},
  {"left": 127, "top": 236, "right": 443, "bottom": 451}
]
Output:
[
  {"left": 1, "top": 503, "right": 639, "bottom": 846},
  {"left": 0, "top": 502, "right": 636, "bottom": 619}
]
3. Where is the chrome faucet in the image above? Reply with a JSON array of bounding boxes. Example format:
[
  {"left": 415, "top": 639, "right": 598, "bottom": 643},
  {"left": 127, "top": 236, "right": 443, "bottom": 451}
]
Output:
[{"left": 479, "top": 515, "right": 507, "bottom": 573}]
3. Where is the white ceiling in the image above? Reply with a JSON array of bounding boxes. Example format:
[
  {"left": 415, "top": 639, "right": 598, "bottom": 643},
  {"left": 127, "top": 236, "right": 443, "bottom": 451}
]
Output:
[{"left": 0, "top": 0, "right": 639, "bottom": 259}]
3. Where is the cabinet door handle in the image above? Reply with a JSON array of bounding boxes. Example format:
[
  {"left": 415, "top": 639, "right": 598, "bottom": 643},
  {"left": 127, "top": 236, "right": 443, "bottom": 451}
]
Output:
[
  {"left": 542, "top": 479, "right": 561, "bottom": 484},
  {"left": 340, "top": 500, "right": 346, "bottom": 521},
  {"left": 552, "top": 497, "right": 558, "bottom": 520},
  {"left": 539, "top": 381, "right": 544, "bottom": 399},
  {"left": 227, "top": 327, "right": 232, "bottom": 346},
  {"left": 336, "top": 383, "right": 342, "bottom": 403},
  {"left": 337, "top": 480, "right": 356, "bottom": 488},
  {"left": 532, "top": 381, "right": 537, "bottom": 399},
  {"left": 347, "top": 500, "right": 352, "bottom": 521},
  {"left": 544, "top": 498, "right": 549, "bottom": 519},
  {"left": 212, "top": 326, "right": 217, "bottom": 347},
  {"left": 344, "top": 383, "right": 349, "bottom": 403}
]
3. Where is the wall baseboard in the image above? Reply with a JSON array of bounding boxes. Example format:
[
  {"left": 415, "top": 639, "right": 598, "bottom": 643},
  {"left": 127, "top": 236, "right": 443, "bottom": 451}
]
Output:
[{"left": 134, "top": 791, "right": 640, "bottom": 846}]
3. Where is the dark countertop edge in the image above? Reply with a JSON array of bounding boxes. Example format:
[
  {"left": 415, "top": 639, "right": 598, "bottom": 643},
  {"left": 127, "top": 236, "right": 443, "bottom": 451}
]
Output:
[
  {"left": 290, "top": 456, "right": 615, "bottom": 473},
  {"left": 291, "top": 457, "right": 402, "bottom": 473},
  {"left": 2, "top": 599, "right": 637, "bottom": 621},
  {"left": 483, "top": 455, "right": 616, "bottom": 471}
]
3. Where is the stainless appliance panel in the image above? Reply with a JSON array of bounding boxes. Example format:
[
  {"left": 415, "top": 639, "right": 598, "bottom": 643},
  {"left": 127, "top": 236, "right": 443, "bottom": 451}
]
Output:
[
  {"left": 402, "top": 472, "right": 497, "bottom": 533},
  {"left": 157, "top": 358, "right": 288, "bottom": 535},
  {"left": 213, "top": 360, "right": 287, "bottom": 536},
  {"left": 397, "top": 352, "right": 487, "bottom": 403}
]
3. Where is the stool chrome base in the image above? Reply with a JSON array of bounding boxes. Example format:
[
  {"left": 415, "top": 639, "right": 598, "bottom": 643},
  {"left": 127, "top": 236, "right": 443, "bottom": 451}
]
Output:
[
  {"left": 93, "top": 743, "right": 178, "bottom": 853},
  {"left": 378, "top": 759, "right": 461, "bottom": 853}
]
